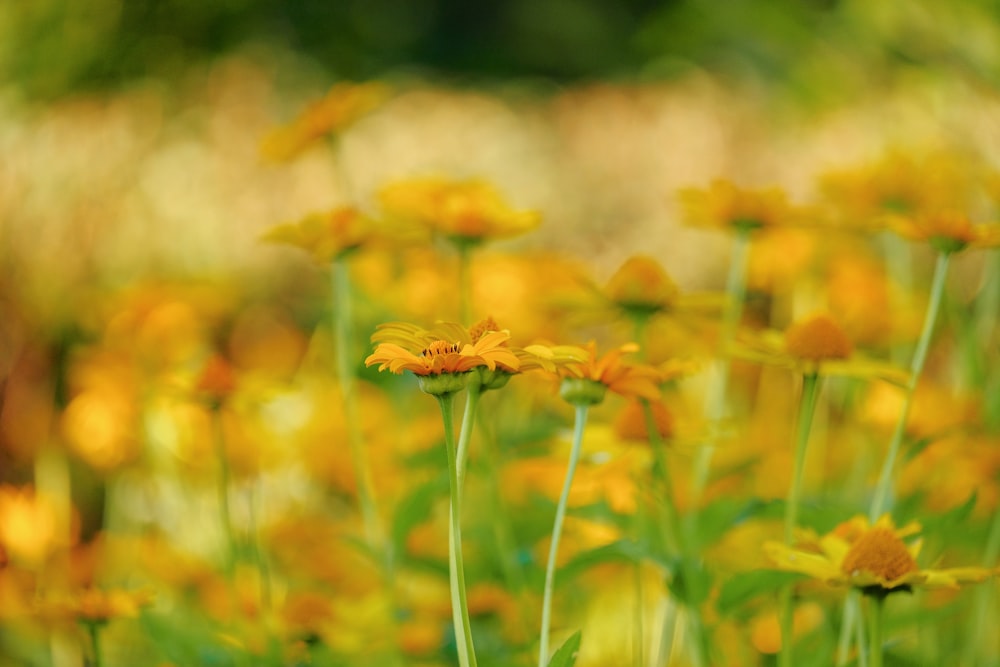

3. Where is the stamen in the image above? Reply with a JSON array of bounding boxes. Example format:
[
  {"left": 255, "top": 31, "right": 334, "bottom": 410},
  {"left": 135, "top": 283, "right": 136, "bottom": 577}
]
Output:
[
  {"left": 841, "top": 527, "right": 918, "bottom": 582},
  {"left": 422, "top": 340, "right": 460, "bottom": 357}
]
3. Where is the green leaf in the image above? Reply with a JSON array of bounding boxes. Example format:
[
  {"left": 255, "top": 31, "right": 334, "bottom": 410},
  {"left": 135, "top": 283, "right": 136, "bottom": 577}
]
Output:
[
  {"left": 559, "top": 540, "right": 658, "bottom": 580},
  {"left": 717, "top": 570, "right": 807, "bottom": 616},
  {"left": 547, "top": 630, "right": 582, "bottom": 667},
  {"left": 665, "top": 557, "right": 713, "bottom": 607}
]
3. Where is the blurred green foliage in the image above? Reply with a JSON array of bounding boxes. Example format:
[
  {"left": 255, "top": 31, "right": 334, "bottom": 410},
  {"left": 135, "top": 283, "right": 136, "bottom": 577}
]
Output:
[{"left": 3, "top": 0, "right": 1000, "bottom": 100}]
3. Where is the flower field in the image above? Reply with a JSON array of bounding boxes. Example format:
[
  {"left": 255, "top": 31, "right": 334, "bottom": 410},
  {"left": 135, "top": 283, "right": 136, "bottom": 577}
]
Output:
[{"left": 2, "top": 4, "right": 1000, "bottom": 666}]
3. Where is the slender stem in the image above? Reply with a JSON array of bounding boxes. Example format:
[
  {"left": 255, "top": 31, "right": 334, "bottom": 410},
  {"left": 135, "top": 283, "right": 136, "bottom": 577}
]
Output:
[
  {"left": 869, "top": 251, "right": 951, "bottom": 520},
  {"left": 539, "top": 404, "right": 589, "bottom": 667},
  {"left": 456, "top": 382, "right": 482, "bottom": 481},
  {"left": 211, "top": 406, "right": 237, "bottom": 573},
  {"left": 332, "top": 258, "right": 381, "bottom": 551},
  {"left": 836, "top": 590, "right": 859, "bottom": 667},
  {"left": 438, "top": 393, "right": 478, "bottom": 667},
  {"left": 965, "top": 504, "right": 1000, "bottom": 665},
  {"left": 450, "top": 384, "right": 482, "bottom": 662},
  {"left": 778, "top": 372, "right": 821, "bottom": 667},
  {"left": 689, "top": 227, "right": 752, "bottom": 515},
  {"left": 868, "top": 596, "right": 884, "bottom": 667},
  {"left": 86, "top": 621, "right": 102, "bottom": 667}
]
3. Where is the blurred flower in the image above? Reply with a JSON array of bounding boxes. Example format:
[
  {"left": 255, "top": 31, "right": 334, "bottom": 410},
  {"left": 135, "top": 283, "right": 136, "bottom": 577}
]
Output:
[
  {"left": 260, "top": 82, "right": 387, "bottom": 162},
  {"left": 678, "top": 179, "right": 803, "bottom": 234},
  {"left": 888, "top": 208, "right": 1000, "bottom": 254},
  {"left": 730, "top": 313, "right": 907, "bottom": 383},
  {"left": 750, "top": 601, "right": 825, "bottom": 655},
  {"left": 378, "top": 177, "right": 540, "bottom": 246},
  {"left": 765, "top": 515, "right": 994, "bottom": 594},
  {"left": 36, "top": 587, "right": 154, "bottom": 624},
  {"left": 194, "top": 354, "right": 238, "bottom": 408},
  {"left": 613, "top": 398, "right": 673, "bottom": 442},
  {"left": 0, "top": 485, "right": 70, "bottom": 567},
  {"left": 261, "top": 206, "right": 386, "bottom": 263}
]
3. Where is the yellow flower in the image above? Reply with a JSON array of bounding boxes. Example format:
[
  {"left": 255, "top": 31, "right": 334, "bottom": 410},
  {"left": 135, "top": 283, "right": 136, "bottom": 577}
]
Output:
[
  {"left": 260, "top": 82, "right": 387, "bottom": 162},
  {"left": 888, "top": 208, "right": 1000, "bottom": 254},
  {"left": 764, "top": 515, "right": 994, "bottom": 594},
  {"left": 730, "top": 313, "right": 907, "bottom": 383},
  {"left": 37, "top": 587, "right": 155, "bottom": 624},
  {"left": 378, "top": 177, "right": 540, "bottom": 245},
  {"left": 261, "top": 206, "right": 383, "bottom": 263},
  {"left": 0, "top": 486, "right": 69, "bottom": 567},
  {"left": 678, "top": 179, "right": 803, "bottom": 233}
]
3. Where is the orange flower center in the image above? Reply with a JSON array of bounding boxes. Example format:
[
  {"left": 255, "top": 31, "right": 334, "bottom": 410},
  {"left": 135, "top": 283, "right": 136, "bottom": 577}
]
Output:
[
  {"left": 421, "top": 341, "right": 460, "bottom": 357},
  {"left": 840, "top": 527, "right": 918, "bottom": 582},
  {"left": 785, "top": 315, "right": 853, "bottom": 361}
]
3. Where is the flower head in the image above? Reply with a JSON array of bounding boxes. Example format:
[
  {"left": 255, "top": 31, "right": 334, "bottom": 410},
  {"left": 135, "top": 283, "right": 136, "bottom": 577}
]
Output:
[
  {"left": 556, "top": 342, "right": 662, "bottom": 406},
  {"left": 603, "top": 255, "right": 680, "bottom": 316},
  {"left": 888, "top": 209, "right": 1000, "bottom": 254},
  {"left": 730, "top": 313, "right": 906, "bottom": 383},
  {"left": 365, "top": 319, "right": 522, "bottom": 395},
  {"left": 378, "top": 177, "right": 540, "bottom": 245},
  {"left": 262, "top": 206, "right": 384, "bottom": 263},
  {"left": 678, "top": 179, "right": 802, "bottom": 234},
  {"left": 765, "top": 514, "right": 994, "bottom": 595},
  {"left": 261, "top": 82, "right": 387, "bottom": 162}
]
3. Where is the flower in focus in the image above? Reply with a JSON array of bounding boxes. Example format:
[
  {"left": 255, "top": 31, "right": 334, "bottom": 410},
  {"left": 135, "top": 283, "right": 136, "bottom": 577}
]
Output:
[
  {"left": 556, "top": 341, "right": 662, "bottom": 406},
  {"left": 365, "top": 318, "right": 522, "bottom": 395},
  {"left": 261, "top": 206, "right": 386, "bottom": 263},
  {"left": 260, "top": 82, "right": 387, "bottom": 162},
  {"left": 764, "top": 514, "right": 994, "bottom": 595},
  {"left": 731, "top": 313, "right": 907, "bottom": 383},
  {"left": 378, "top": 177, "right": 540, "bottom": 246},
  {"left": 678, "top": 179, "right": 803, "bottom": 234}
]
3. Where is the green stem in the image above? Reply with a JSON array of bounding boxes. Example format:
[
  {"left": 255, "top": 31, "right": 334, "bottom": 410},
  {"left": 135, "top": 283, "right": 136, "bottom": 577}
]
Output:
[
  {"left": 332, "top": 258, "right": 381, "bottom": 551},
  {"left": 539, "top": 404, "right": 589, "bottom": 667},
  {"left": 86, "top": 621, "right": 102, "bottom": 667},
  {"left": 689, "top": 226, "right": 752, "bottom": 517},
  {"left": 211, "top": 406, "right": 237, "bottom": 573},
  {"left": 836, "top": 590, "right": 859, "bottom": 667},
  {"left": 438, "top": 393, "right": 478, "bottom": 667},
  {"left": 869, "top": 251, "right": 951, "bottom": 520},
  {"left": 868, "top": 596, "right": 884, "bottom": 667},
  {"left": 964, "top": 504, "right": 1000, "bottom": 665},
  {"left": 778, "top": 372, "right": 821, "bottom": 667}
]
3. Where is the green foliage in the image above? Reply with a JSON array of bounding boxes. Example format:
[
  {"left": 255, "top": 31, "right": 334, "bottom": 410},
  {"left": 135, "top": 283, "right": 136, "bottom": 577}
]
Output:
[{"left": 546, "top": 630, "right": 582, "bottom": 667}]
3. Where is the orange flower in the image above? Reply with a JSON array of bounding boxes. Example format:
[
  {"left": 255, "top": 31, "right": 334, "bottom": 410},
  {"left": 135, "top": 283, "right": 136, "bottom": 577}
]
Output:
[
  {"left": 888, "top": 209, "right": 1000, "bottom": 254},
  {"left": 262, "top": 206, "right": 385, "bottom": 263},
  {"left": 378, "top": 177, "right": 540, "bottom": 245},
  {"left": 678, "top": 179, "right": 803, "bottom": 234},
  {"left": 260, "top": 82, "right": 387, "bottom": 162},
  {"left": 365, "top": 320, "right": 522, "bottom": 395},
  {"left": 557, "top": 341, "right": 662, "bottom": 405}
]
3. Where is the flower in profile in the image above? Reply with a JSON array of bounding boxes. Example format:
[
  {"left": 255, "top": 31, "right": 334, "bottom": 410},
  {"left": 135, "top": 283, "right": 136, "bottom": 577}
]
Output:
[
  {"left": 764, "top": 514, "right": 994, "bottom": 595},
  {"left": 730, "top": 313, "right": 907, "bottom": 383},
  {"left": 37, "top": 587, "right": 155, "bottom": 625},
  {"left": 262, "top": 206, "right": 385, "bottom": 264},
  {"left": 556, "top": 341, "right": 662, "bottom": 406},
  {"left": 378, "top": 177, "right": 540, "bottom": 246},
  {"left": 365, "top": 319, "right": 521, "bottom": 395},
  {"left": 887, "top": 208, "right": 1000, "bottom": 254},
  {"left": 260, "top": 82, "right": 387, "bottom": 162},
  {"left": 678, "top": 179, "right": 803, "bottom": 234}
]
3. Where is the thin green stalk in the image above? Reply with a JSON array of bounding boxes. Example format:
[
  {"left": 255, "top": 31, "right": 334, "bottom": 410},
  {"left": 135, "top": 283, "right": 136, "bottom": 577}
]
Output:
[
  {"left": 778, "top": 372, "right": 821, "bottom": 667},
  {"left": 332, "top": 258, "right": 381, "bottom": 551},
  {"left": 836, "top": 590, "right": 859, "bottom": 667},
  {"left": 211, "top": 406, "right": 237, "bottom": 573},
  {"left": 539, "top": 404, "right": 589, "bottom": 667},
  {"left": 868, "top": 596, "right": 885, "bottom": 667},
  {"left": 690, "top": 226, "right": 752, "bottom": 516},
  {"left": 964, "top": 505, "right": 1000, "bottom": 665},
  {"left": 869, "top": 251, "right": 951, "bottom": 520},
  {"left": 437, "top": 393, "right": 478, "bottom": 667},
  {"left": 85, "top": 621, "right": 102, "bottom": 667}
]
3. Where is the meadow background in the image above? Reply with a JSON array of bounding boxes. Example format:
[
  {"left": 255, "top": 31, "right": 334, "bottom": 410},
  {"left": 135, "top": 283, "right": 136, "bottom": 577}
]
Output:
[{"left": 2, "top": 1, "right": 1000, "bottom": 666}]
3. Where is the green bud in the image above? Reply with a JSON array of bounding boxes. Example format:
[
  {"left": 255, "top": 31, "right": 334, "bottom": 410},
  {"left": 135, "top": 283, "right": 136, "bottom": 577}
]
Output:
[{"left": 417, "top": 372, "right": 470, "bottom": 396}]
